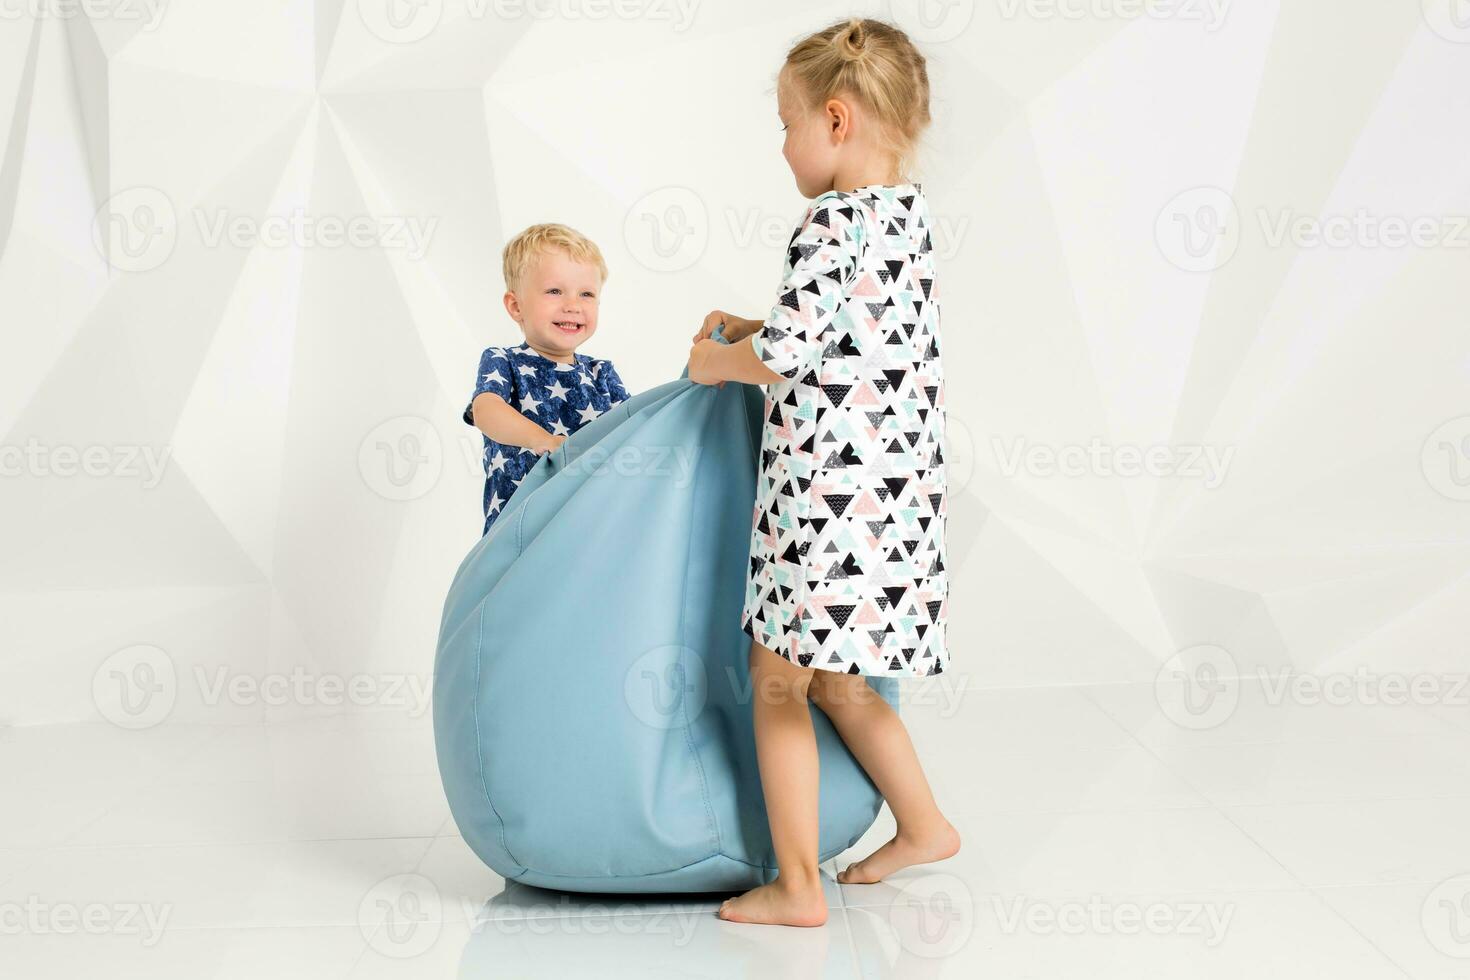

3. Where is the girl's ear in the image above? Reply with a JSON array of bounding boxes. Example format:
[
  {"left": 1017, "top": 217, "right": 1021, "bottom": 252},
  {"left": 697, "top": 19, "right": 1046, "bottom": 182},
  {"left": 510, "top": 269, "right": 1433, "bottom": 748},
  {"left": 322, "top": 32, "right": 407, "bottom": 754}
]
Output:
[{"left": 825, "top": 97, "right": 852, "bottom": 144}]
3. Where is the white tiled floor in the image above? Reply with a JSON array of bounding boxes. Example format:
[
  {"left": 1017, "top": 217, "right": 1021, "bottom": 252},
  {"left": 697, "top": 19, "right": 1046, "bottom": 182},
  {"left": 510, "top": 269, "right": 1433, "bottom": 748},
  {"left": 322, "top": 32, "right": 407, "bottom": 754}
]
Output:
[{"left": 5, "top": 685, "right": 1469, "bottom": 978}]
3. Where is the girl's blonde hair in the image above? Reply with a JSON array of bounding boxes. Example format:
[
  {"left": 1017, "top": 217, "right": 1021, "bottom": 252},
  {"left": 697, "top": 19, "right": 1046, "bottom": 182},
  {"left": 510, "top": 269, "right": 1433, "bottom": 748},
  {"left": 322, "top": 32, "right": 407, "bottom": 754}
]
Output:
[
  {"left": 782, "top": 18, "right": 931, "bottom": 180},
  {"left": 502, "top": 223, "right": 608, "bottom": 293}
]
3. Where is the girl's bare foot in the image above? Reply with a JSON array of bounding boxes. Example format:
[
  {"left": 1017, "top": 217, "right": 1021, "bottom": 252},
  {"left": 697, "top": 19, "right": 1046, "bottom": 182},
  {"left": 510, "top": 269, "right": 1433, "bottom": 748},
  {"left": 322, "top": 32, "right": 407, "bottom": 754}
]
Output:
[
  {"left": 836, "top": 819, "right": 961, "bottom": 885},
  {"left": 717, "top": 873, "right": 828, "bottom": 927}
]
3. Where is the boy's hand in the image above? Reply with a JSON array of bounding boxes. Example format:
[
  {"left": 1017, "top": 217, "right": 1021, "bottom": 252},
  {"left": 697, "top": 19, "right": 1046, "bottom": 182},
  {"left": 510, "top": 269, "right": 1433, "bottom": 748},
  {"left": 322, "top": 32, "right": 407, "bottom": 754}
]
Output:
[
  {"left": 693, "top": 310, "right": 760, "bottom": 344},
  {"left": 531, "top": 433, "right": 567, "bottom": 455}
]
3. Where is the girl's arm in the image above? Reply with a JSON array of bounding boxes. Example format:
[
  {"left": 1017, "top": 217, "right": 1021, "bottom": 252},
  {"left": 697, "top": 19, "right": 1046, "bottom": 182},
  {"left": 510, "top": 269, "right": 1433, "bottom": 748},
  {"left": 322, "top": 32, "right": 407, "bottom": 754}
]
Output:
[{"left": 688, "top": 335, "right": 786, "bottom": 386}]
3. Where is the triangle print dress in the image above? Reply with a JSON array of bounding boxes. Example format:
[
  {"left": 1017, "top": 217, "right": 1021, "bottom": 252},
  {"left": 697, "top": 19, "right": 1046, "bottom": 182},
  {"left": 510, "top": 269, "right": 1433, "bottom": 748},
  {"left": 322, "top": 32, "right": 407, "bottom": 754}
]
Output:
[{"left": 740, "top": 182, "right": 948, "bottom": 677}]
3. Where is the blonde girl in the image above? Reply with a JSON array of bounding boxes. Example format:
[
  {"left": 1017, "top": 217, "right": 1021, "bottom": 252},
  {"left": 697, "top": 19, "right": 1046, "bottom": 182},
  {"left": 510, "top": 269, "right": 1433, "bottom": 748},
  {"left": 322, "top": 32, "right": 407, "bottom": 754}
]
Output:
[{"left": 686, "top": 17, "right": 957, "bottom": 927}]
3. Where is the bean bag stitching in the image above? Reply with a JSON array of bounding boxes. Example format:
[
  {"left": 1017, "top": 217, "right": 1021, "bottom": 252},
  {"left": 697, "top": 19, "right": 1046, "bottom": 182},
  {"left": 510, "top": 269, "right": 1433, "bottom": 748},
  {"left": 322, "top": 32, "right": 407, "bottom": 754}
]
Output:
[
  {"left": 471, "top": 600, "right": 526, "bottom": 875},
  {"left": 677, "top": 384, "right": 722, "bottom": 859}
]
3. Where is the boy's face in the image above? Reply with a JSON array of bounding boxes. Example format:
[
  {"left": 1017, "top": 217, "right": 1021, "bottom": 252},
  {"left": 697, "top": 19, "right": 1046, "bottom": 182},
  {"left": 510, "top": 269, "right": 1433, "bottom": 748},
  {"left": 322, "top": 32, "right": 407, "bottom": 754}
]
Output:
[{"left": 504, "top": 249, "right": 602, "bottom": 359}]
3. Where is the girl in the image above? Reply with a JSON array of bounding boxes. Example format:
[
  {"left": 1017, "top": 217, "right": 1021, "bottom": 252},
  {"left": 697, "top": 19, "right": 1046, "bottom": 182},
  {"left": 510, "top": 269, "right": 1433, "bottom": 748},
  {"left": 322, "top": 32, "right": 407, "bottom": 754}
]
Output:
[{"left": 686, "top": 17, "right": 958, "bottom": 927}]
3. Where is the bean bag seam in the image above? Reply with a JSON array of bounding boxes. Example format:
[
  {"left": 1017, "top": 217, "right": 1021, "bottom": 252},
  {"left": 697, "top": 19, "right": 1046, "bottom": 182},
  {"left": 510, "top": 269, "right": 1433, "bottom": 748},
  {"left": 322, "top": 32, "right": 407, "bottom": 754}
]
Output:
[
  {"left": 473, "top": 593, "right": 527, "bottom": 877},
  {"left": 678, "top": 385, "right": 722, "bottom": 859}
]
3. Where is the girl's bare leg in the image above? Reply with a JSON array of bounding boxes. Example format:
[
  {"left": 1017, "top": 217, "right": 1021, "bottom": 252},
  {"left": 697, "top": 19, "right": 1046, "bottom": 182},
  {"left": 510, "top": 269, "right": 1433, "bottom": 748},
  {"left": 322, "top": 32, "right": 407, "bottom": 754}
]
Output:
[
  {"left": 807, "top": 670, "right": 960, "bottom": 884},
  {"left": 717, "top": 639, "right": 829, "bottom": 927}
]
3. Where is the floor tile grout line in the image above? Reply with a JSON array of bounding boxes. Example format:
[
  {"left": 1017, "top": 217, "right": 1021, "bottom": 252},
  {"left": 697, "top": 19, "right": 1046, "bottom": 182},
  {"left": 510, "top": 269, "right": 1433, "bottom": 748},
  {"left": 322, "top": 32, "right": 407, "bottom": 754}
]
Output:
[
  {"left": 1301, "top": 883, "right": 1415, "bottom": 980},
  {"left": 1081, "top": 684, "right": 1315, "bottom": 894}
]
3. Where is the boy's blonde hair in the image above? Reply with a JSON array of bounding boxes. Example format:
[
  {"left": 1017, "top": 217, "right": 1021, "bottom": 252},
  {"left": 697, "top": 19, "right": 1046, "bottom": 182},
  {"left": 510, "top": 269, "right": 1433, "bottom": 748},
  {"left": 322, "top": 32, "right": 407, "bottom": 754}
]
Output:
[
  {"left": 501, "top": 223, "right": 608, "bottom": 293},
  {"left": 782, "top": 18, "right": 931, "bottom": 180}
]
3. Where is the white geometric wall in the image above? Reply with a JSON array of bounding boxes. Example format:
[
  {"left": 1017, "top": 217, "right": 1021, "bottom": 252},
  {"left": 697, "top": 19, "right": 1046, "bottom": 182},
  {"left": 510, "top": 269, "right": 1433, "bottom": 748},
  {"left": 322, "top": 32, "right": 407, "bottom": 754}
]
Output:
[{"left": 2, "top": 0, "right": 1467, "bottom": 725}]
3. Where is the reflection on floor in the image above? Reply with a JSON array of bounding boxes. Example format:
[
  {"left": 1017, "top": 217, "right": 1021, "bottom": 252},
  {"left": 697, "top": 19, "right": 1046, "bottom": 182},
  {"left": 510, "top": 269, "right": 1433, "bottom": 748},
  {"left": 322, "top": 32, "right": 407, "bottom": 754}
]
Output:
[{"left": 5, "top": 679, "right": 1469, "bottom": 978}]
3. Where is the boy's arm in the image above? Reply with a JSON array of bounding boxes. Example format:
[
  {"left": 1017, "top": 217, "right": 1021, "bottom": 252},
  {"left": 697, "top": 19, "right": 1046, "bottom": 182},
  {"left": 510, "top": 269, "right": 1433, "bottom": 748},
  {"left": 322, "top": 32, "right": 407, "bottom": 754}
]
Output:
[{"left": 471, "top": 393, "right": 561, "bottom": 454}]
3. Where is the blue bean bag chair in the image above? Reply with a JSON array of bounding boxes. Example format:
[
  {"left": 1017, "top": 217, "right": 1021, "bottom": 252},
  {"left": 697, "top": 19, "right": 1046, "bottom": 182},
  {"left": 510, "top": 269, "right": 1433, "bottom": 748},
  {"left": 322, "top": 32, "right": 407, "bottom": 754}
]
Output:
[{"left": 433, "top": 330, "right": 897, "bottom": 893}]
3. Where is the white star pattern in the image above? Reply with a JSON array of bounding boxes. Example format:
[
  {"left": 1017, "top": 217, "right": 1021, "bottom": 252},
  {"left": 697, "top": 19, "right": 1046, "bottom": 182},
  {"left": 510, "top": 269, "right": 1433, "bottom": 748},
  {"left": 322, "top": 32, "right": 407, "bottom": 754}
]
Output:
[{"left": 470, "top": 344, "right": 633, "bottom": 535}]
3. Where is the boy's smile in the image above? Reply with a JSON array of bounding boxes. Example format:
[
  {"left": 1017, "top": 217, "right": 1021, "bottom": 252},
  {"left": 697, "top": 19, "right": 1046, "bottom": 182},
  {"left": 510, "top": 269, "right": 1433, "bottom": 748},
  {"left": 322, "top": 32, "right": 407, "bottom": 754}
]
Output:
[{"left": 503, "top": 249, "right": 602, "bottom": 362}]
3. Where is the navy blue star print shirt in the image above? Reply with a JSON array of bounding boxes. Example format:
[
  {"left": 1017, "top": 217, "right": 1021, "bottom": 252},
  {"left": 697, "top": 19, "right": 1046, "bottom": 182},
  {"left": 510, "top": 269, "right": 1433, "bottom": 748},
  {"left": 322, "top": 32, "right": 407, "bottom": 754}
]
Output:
[{"left": 463, "top": 342, "right": 631, "bottom": 535}]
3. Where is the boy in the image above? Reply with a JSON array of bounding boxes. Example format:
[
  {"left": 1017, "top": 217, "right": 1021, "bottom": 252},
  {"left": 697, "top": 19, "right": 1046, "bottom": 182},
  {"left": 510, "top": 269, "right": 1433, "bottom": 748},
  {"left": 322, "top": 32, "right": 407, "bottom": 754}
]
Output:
[{"left": 465, "top": 223, "right": 631, "bottom": 535}]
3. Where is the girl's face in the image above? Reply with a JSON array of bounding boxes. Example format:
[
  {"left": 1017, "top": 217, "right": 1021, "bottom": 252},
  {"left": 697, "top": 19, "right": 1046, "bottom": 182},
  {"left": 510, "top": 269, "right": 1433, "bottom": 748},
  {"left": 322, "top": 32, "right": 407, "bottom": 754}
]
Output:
[
  {"left": 504, "top": 249, "right": 602, "bottom": 361},
  {"left": 777, "top": 69, "right": 842, "bottom": 199}
]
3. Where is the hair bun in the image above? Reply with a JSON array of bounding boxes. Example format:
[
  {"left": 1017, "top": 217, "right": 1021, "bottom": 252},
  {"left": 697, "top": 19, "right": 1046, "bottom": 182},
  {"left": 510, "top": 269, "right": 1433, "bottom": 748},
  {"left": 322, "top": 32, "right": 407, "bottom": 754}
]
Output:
[{"left": 837, "top": 19, "right": 868, "bottom": 61}]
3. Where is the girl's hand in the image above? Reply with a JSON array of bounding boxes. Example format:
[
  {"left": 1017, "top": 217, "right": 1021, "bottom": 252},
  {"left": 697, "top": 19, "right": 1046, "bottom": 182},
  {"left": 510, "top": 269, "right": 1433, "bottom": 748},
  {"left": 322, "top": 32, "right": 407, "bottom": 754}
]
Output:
[
  {"left": 686, "top": 339, "right": 725, "bottom": 388},
  {"left": 693, "top": 310, "right": 760, "bottom": 344}
]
